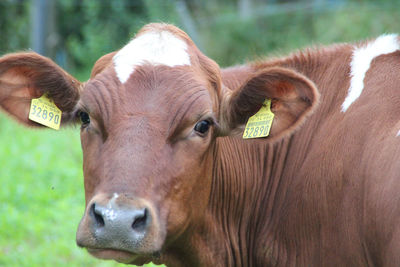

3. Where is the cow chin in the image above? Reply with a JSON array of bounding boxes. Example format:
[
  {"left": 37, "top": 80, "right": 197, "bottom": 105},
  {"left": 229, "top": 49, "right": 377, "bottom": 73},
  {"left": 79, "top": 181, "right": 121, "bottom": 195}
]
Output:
[
  {"left": 76, "top": 193, "right": 166, "bottom": 263},
  {"left": 86, "top": 248, "right": 154, "bottom": 265}
]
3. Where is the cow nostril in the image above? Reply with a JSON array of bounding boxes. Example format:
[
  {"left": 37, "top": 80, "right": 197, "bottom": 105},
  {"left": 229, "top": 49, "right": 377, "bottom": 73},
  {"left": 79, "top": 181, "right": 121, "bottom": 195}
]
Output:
[
  {"left": 131, "top": 208, "right": 148, "bottom": 231},
  {"left": 90, "top": 203, "right": 105, "bottom": 227}
]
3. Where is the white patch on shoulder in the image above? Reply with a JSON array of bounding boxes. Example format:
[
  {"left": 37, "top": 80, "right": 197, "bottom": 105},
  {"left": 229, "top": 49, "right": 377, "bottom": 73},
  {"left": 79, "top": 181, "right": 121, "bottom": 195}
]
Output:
[
  {"left": 342, "top": 34, "right": 399, "bottom": 112},
  {"left": 113, "top": 30, "right": 191, "bottom": 83}
]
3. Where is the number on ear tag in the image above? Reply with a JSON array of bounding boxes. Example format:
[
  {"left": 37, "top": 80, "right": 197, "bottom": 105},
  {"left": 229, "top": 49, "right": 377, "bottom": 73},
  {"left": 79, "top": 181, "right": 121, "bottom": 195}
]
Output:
[
  {"left": 29, "top": 94, "right": 62, "bottom": 130},
  {"left": 243, "top": 99, "right": 275, "bottom": 139}
]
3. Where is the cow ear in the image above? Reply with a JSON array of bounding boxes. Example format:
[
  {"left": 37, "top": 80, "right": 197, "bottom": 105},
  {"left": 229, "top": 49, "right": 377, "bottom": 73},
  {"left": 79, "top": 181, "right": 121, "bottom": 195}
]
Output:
[
  {"left": 0, "top": 52, "right": 81, "bottom": 127},
  {"left": 218, "top": 67, "right": 319, "bottom": 140}
]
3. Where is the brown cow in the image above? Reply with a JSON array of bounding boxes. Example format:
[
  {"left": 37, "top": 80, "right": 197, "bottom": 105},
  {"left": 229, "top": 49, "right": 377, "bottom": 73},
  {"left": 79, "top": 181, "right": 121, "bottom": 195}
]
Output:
[{"left": 1, "top": 23, "right": 400, "bottom": 266}]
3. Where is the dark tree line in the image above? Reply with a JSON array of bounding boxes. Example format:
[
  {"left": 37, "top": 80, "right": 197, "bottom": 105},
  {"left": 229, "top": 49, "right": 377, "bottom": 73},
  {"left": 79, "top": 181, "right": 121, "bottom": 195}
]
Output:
[{"left": 0, "top": 0, "right": 398, "bottom": 80}]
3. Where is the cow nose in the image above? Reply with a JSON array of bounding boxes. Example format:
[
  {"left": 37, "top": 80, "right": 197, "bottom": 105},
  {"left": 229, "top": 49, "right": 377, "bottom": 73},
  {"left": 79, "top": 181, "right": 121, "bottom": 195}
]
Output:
[
  {"left": 86, "top": 200, "right": 152, "bottom": 247},
  {"left": 77, "top": 195, "right": 163, "bottom": 256},
  {"left": 90, "top": 203, "right": 149, "bottom": 232}
]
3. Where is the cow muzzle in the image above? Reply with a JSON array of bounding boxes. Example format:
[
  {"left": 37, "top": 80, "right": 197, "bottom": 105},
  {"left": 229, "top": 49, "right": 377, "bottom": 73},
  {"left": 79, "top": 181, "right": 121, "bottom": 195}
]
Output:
[{"left": 76, "top": 193, "right": 163, "bottom": 264}]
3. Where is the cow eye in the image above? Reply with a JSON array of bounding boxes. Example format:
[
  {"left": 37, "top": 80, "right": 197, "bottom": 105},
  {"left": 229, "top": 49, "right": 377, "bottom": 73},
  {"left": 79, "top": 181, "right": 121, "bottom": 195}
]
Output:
[
  {"left": 79, "top": 111, "right": 90, "bottom": 125},
  {"left": 194, "top": 120, "right": 211, "bottom": 135}
]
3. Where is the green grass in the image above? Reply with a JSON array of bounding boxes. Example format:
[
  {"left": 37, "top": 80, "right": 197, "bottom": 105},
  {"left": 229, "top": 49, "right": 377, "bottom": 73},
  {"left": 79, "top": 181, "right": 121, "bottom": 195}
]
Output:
[{"left": 0, "top": 113, "right": 160, "bottom": 267}]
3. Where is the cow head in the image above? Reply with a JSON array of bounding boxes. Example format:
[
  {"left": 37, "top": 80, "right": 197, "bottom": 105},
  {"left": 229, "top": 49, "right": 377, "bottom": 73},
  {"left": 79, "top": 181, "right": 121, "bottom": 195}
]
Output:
[{"left": 0, "top": 23, "right": 318, "bottom": 265}]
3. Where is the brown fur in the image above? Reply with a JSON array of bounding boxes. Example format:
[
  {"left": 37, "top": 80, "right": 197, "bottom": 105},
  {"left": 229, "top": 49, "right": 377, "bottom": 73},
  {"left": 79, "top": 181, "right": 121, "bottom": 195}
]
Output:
[
  {"left": 90, "top": 52, "right": 117, "bottom": 79},
  {"left": 1, "top": 24, "right": 400, "bottom": 266}
]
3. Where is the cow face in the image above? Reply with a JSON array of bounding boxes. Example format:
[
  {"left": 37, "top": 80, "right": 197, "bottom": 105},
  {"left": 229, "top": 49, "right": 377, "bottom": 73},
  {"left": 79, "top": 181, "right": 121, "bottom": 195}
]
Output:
[
  {"left": 0, "top": 23, "right": 318, "bottom": 265},
  {"left": 76, "top": 62, "right": 219, "bottom": 265},
  {"left": 73, "top": 25, "right": 223, "bottom": 265}
]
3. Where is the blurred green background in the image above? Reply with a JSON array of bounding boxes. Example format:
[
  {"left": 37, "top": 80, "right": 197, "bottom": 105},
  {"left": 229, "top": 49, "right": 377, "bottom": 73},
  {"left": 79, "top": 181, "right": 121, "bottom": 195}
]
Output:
[{"left": 0, "top": 0, "right": 399, "bottom": 266}]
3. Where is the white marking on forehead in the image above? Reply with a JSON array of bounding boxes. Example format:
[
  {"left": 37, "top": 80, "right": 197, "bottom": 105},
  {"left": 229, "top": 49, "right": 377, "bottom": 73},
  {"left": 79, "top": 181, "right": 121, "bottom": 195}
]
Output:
[
  {"left": 397, "top": 129, "right": 400, "bottom": 137},
  {"left": 113, "top": 30, "right": 191, "bottom": 84},
  {"left": 341, "top": 34, "right": 399, "bottom": 112}
]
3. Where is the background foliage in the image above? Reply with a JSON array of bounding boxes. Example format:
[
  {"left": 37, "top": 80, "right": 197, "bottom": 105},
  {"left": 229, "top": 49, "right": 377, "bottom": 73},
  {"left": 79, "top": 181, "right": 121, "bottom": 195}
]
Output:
[{"left": 0, "top": 0, "right": 399, "bottom": 266}]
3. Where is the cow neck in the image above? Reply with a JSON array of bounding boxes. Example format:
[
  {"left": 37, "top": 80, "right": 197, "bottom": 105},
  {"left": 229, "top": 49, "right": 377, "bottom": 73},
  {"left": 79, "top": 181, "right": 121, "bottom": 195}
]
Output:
[
  {"left": 196, "top": 136, "right": 292, "bottom": 266},
  {"left": 197, "top": 44, "right": 353, "bottom": 266}
]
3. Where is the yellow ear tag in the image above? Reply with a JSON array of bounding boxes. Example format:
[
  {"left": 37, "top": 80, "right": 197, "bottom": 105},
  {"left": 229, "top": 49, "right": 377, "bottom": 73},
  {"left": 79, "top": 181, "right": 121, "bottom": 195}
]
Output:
[
  {"left": 243, "top": 99, "right": 274, "bottom": 139},
  {"left": 29, "top": 94, "right": 62, "bottom": 130}
]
